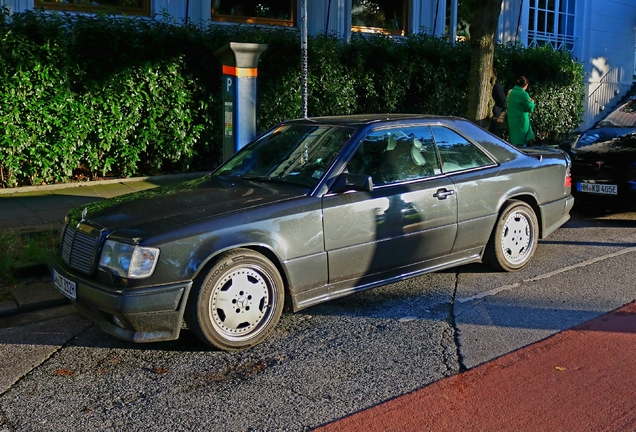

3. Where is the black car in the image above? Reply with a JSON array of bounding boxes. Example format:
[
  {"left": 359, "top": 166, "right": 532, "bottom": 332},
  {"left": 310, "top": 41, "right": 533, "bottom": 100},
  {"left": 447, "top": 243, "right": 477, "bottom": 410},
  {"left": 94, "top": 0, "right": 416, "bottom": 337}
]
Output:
[
  {"left": 561, "top": 95, "right": 636, "bottom": 209},
  {"left": 51, "top": 114, "right": 573, "bottom": 350}
]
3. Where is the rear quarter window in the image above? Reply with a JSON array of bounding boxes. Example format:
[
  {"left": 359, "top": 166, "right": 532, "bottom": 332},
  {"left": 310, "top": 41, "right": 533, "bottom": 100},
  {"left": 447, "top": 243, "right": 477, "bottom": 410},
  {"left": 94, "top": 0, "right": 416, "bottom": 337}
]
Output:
[{"left": 430, "top": 126, "right": 495, "bottom": 173}]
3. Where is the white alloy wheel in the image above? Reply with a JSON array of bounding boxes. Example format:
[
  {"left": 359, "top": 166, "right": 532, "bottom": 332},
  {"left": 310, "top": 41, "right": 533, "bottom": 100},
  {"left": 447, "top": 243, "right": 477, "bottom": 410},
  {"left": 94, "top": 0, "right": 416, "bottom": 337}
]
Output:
[
  {"left": 484, "top": 200, "right": 538, "bottom": 272},
  {"left": 185, "top": 249, "right": 284, "bottom": 350},
  {"left": 500, "top": 209, "right": 532, "bottom": 264},
  {"left": 209, "top": 266, "right": 274, "bottom": 339}
]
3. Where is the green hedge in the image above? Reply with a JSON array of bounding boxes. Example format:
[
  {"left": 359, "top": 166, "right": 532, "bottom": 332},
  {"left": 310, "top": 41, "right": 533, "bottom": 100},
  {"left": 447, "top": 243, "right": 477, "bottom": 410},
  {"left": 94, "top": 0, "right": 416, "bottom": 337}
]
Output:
[{"left": 0, "top": 11, "right": 584, "bottom": 188}]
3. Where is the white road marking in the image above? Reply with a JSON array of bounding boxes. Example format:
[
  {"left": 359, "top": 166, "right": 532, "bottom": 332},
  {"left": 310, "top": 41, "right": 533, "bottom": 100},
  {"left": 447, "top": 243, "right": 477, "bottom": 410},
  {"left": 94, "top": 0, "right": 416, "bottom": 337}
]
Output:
[{"left": 457, "top": 246, "right": 636, "bottom": 303}]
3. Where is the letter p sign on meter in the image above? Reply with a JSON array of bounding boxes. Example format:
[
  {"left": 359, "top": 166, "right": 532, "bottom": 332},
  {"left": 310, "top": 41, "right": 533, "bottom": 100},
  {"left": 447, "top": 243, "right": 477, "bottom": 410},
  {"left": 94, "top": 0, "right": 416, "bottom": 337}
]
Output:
[{"left": 224, "top": 77, "right": 234, "bottom": 140}]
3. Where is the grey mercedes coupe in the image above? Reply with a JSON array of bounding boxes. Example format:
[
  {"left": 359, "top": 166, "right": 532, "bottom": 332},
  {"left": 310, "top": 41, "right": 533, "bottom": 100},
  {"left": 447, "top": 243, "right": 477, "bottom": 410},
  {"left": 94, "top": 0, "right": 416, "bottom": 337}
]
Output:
[{"left": 51, "top": 114, "right": 574, "bottom": 350}]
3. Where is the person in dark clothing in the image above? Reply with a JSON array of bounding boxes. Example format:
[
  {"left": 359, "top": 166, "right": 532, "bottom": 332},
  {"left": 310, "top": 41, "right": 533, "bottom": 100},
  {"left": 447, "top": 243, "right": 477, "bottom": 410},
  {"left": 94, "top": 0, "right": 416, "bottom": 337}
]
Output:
[{"left": 489, "top": 68, "right": 507, "bottom": 137}]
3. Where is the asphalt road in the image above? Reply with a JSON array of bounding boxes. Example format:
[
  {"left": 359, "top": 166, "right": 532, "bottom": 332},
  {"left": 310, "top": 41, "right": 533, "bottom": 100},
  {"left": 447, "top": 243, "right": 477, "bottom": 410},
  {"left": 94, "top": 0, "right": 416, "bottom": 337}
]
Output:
[{"left": 0, "top": 207, "right": 635, "bottom": 431}]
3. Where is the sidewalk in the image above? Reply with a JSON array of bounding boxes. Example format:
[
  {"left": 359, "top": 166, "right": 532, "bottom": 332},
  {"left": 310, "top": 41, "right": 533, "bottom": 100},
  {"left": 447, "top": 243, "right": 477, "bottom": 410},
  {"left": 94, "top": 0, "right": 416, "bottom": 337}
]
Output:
[
  {"left": 0, "top": 172, "right": 207, "bottom": 322},
  {"left": 0, "top": 172, "right": 206, "bottom": 232}
]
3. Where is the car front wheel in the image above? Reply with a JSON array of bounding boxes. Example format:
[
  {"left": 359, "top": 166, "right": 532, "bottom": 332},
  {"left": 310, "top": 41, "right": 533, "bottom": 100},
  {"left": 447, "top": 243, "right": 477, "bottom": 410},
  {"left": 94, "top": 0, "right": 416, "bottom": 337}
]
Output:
[
  {"left": 185, "top": 249, "right": 284, "bottom": 350},
  {"left": 484, "top": 200, "right": 539, "bottom": 272}
]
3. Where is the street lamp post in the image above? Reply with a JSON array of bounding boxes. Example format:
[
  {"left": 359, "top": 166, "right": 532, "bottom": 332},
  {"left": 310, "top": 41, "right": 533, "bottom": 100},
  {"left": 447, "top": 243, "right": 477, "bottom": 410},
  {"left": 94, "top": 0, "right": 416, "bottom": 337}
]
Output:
[{"left": 300, "top": 0, "right": 308, "bottom": 118}]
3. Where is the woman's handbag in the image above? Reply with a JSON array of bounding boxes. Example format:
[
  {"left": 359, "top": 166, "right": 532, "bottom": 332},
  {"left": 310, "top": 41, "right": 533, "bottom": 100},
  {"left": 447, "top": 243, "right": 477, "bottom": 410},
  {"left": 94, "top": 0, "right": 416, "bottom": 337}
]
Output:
[{"left": 497, "top": 110, "right": 508, "bottom": 130}]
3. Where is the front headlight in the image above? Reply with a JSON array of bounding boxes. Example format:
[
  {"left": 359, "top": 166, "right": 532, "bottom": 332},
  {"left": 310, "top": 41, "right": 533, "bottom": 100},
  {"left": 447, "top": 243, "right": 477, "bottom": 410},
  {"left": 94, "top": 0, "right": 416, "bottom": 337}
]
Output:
[{"left": 99, "top": 240, "right": 160, "bottom": 279}]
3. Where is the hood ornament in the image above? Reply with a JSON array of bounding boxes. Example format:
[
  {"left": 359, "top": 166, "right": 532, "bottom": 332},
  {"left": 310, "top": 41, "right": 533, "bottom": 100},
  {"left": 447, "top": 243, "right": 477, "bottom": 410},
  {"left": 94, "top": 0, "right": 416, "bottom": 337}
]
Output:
[
  {"left": 595, "top": 161, "right": 604, "bottom": 170},
  {"left": 77, "top": 207, "right": 88, "bottom": 228}
]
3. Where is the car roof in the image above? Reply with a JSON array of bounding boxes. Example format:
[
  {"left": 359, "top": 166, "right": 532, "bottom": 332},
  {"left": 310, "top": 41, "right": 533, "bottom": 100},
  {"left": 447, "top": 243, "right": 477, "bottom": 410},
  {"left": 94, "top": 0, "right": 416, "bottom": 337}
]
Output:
[{"left": 288, "top": 114, "right": 455, "bottom": 127}]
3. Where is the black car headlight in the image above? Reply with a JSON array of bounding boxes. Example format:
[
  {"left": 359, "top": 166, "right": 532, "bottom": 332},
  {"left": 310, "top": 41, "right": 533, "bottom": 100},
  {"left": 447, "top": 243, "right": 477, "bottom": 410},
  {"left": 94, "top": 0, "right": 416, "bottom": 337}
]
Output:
[{"left": 98, "top": 240, "right": 160, "bottom": 279}]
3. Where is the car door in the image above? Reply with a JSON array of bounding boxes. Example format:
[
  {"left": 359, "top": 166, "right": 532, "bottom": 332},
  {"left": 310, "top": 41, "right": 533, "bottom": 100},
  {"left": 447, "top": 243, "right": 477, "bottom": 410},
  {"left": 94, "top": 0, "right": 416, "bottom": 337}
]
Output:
[
  {"left": 429, "top": 125, "right": 501, "bottom": 252},
  {"left": 322, "top": 125, "right": 458, "bottom": 286}
]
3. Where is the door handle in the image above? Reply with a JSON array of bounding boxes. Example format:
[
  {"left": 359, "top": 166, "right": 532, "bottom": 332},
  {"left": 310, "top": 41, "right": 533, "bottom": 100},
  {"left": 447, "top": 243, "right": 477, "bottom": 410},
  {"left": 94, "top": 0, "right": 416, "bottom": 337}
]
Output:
[{"left": 433, "top": 188, "right": 455, "bottom": 200}]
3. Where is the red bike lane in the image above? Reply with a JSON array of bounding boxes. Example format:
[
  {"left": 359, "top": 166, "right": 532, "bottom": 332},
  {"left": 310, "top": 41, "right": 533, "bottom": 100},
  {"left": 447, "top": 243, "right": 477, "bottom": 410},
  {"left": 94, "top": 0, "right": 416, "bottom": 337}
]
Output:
[{"left": 316, "top": 301, "right": 636, "bottom": 432}]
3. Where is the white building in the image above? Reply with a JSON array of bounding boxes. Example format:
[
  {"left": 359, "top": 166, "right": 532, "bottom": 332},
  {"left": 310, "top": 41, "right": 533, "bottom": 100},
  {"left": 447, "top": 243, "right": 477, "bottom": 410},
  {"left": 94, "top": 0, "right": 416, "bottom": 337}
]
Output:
[
  {"left": 498, "top": 0, "right": 636, "bottom": 129},
  {"left": 4, "top": 0, "right": 636, "bottom": 130}
]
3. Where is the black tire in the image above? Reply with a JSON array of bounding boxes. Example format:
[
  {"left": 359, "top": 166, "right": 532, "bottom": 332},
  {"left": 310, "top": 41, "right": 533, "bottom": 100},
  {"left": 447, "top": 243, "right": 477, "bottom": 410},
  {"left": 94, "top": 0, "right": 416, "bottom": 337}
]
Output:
[
  {"left": 185, "top": 248, "right": 284, "bottom": 351},
  {"left": 484, "top": 200, "right": 539, "bottom": 272}
]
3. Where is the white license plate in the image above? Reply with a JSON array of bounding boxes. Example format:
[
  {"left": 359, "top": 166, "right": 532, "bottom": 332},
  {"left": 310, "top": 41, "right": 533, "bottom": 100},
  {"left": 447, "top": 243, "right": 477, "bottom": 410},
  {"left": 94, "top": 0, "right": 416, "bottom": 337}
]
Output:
[
  {"left": 577, "top": 182, "right": 617, "bottom": 195},
  {"left": 53, "top": 269, "right": 77, "bottom": 300}
]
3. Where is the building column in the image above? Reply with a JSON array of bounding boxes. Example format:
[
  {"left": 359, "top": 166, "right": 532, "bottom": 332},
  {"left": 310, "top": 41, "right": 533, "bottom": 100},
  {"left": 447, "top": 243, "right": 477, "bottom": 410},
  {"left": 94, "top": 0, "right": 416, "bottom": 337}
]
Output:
[
  {"left": 497, "top": 0, "right": 525, "bottom": 45},
  {"left": 411, "top": 0, "right": 446, "bottom": 37},
  {"left": 307, "top": 0, "right": 350, "bottom": 39}
]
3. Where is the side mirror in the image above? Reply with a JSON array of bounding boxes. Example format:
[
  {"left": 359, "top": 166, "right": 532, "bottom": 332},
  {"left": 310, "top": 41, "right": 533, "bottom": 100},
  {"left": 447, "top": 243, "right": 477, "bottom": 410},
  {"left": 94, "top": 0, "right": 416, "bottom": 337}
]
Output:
[{"left": 330, "top": 172, "right": 373, "bottom": 193}]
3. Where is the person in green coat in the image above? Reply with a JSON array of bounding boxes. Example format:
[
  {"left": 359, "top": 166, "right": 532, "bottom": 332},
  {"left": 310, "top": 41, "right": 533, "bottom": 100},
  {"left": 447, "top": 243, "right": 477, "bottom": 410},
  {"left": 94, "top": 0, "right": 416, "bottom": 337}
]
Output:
[{"left": 507, "top": 76, "right": 535, "bottom": 146}]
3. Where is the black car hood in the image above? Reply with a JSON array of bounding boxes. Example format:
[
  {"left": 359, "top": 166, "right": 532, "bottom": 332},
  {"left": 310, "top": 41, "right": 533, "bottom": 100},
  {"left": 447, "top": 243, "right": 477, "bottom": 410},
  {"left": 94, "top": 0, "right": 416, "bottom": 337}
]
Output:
[
  {"left": 68, "top": 175, "right": 308, "bottom": 234},
  {"left": 573, "top": 128, "right": 636, "bottom": 157}
]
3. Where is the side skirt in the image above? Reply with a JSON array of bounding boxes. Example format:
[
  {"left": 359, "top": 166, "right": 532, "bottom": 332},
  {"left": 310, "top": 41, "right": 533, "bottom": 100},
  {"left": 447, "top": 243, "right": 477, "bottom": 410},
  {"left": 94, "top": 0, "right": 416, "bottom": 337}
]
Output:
[{"left": 291, "top": 246, "right": 483, "bottom": 311}]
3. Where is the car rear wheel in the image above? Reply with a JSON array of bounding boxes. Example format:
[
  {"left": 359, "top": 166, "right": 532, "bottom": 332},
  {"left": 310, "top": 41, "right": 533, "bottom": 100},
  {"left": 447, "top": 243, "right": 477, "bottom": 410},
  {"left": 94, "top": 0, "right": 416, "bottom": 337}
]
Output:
[
  {"left": 185, "top": 249, "right": 284, "bottom": 351},
  {"left": 484, "top": 200, "right": 538, "bottom": 272}
]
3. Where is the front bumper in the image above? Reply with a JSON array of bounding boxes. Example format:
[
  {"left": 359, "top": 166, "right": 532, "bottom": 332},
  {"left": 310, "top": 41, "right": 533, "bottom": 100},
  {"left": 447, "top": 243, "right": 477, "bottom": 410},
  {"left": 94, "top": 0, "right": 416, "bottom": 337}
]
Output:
[{"left": 51, "top": 252, "right": 193, "bottom": 343}]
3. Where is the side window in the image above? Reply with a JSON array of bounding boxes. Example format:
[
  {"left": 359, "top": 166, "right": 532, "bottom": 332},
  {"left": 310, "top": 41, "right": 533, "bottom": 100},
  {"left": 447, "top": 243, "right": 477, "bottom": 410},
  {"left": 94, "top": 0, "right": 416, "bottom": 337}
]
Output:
[
  {"left": 347, "top": 127, "right": 441, "bottom": 186},
  {"left": 212, "top": 0, "right": 295, "bottom": 27},
  {"left": 430, "top": 126, "right": 494, "bottom": 173},
  {"left": 352, "top": 0, "right": 407, "bottom": 36}
]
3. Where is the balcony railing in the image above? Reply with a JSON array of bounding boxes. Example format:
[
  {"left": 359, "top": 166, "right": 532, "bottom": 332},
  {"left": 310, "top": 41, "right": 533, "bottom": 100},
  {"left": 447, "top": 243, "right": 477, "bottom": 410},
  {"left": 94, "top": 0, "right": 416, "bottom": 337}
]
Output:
[{"left": 527, "top": 31, "right": 577, "bottom": 54}]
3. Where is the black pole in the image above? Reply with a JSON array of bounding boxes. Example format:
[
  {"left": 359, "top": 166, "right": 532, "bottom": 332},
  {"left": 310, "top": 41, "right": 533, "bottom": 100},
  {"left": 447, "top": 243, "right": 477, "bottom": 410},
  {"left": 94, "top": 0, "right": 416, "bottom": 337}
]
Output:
[
  {"left": 433, "top": 0, "right": 440, "bottom": 35},
  {"left": 325, "top": 0, "right": 332, "bottom": 34},
  {"left": 515, "top": 0, "right": 524, "bottom": 42}
]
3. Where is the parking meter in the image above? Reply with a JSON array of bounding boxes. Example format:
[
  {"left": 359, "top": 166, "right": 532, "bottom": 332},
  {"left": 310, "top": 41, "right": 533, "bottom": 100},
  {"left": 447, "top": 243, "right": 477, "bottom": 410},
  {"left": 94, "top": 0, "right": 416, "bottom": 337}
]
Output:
[{"left": 214, "top": 42, "right": 268, "bottom": 161}]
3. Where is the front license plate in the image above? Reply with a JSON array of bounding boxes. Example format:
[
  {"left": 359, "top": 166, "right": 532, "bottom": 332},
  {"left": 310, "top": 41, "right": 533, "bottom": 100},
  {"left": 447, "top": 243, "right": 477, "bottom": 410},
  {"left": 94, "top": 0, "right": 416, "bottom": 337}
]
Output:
[
  {"left": 53, "top": 269, "right": 76, "bottom": 300},
  {"left": 577, "top": 182, "right": 617, "bottom": 195}
]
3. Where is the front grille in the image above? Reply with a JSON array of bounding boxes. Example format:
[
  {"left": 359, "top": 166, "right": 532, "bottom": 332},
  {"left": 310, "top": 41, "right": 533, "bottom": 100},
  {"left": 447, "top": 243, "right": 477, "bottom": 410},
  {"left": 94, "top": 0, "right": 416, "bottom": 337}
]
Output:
[{"left": 61, "top": 226, "right": 99, "bottom": 274}]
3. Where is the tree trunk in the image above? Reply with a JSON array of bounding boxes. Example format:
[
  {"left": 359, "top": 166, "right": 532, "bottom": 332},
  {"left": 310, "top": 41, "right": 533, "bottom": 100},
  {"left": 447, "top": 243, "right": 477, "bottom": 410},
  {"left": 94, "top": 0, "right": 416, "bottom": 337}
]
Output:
[{"left": 466, "top": 0, "right": 503, "bottom": 128}]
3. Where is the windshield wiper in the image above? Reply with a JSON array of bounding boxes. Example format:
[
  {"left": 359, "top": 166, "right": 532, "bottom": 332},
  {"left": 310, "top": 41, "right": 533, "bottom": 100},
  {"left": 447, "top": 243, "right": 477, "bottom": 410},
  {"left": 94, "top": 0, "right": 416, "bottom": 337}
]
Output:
[
  {"left": 240, "top": 175, "right": 268, "bottom": 180},
  {"left": 244, "top": 175, "right": 314, "bottom": 188}
]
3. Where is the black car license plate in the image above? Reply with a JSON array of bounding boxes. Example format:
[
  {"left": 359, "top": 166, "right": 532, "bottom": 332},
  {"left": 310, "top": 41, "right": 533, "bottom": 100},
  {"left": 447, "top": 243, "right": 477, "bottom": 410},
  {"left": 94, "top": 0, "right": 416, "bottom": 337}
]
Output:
[{"left": 577, "top": 182, "right": 618, "bottom": 195}]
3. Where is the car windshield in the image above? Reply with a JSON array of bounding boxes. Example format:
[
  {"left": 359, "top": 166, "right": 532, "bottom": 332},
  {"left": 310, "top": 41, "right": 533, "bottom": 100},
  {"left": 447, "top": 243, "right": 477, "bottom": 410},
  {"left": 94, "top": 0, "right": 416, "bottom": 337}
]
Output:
[
  {"left": 595, "top": 98, "right": 636, "bottom": 129},
  {"left": 213, "top": 123, "right": 355, "bottom": 188}
]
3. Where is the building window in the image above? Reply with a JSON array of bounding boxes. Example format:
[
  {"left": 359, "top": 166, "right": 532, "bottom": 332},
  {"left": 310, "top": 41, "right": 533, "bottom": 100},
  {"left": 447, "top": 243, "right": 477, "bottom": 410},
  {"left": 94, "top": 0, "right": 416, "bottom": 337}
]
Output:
[
  {"left": 34, "top": 0, "right": 150, "bottom": 15},
  {"left": 528, "top": 0, "right": 576, "bottom": 52},
  {"left": 211, "top": 0, "right": 295, "bottom": 26},
  {"left": 352, "top": 0, "right": 407, "bottom": 36}
]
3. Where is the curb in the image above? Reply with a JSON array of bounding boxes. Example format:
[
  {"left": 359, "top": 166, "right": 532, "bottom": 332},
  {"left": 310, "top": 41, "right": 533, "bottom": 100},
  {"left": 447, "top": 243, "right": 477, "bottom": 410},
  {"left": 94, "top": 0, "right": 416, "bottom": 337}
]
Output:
[
  {"left": 1, "top": 264, "right": 59, "bottom": 323},
  {"left": 0, "top": 277, "right": 67, "bottom": 320},
  {"left": 0, "top": 172, "right": 209, "bottom": 195},
  {"left": 0, "top": 304, "right": 77, "bottom": 331},
  {"left": 0, "top": 301, "right": 19, "bottom": 318}
]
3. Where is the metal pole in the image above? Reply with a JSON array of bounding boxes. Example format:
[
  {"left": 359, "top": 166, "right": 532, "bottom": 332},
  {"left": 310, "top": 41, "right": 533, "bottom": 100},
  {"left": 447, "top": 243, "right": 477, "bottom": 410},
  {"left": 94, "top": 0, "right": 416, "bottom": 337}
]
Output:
[
  {"left": 515, "top": 0, "right": 524, "bottom": 42},
  {"left": 300, "top": 0, "right": 308, "bottom": 118},
  {"left": 450, "top": 0, "right": 458, "bottom": 44}
]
